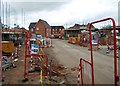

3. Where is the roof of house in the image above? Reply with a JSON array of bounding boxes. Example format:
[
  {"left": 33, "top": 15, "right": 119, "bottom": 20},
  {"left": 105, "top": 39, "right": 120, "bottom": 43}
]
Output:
[
  {"left": 51, "top": 26, "right": 64, "bottom": 29},
  {"left": 68, "top": 24, "right": 88, "bottom": 30},
  {"left": 101, "top": 26, "right": 120, "bottom": 30},
  {"left": 39, "top": 19, "right": 51, "bottom": 29},
  {"left": 65, "top": 23, "right": 96, "bottom": 31},
  {"left": 65, "top": 29, "right": 80, "bottom": 31},
  {"left": 68, "top": 24, "right": 80, "bottom": 30},
  {"left": 28, "top": 22, "right": 37, "bottom": 29}
]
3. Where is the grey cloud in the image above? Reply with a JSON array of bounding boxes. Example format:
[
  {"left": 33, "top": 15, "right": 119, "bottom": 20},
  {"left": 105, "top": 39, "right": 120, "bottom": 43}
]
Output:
[
  {"left": 10, "top": 2, "right": 68, "bottom": 14},
  {"left": 5, "top": 0, "right": 72, "bottom": 2}
]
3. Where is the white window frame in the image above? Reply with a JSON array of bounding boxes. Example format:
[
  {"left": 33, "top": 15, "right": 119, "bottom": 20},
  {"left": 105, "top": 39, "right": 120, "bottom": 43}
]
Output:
[{"left": 36, "top": 27, "right": 39, "bottom": 30}]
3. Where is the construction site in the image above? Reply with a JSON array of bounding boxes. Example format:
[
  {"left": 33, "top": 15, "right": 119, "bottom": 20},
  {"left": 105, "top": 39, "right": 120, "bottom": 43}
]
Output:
[
  {"left": 0, "top": 0, "right": 120, "bottom": 86},
  {"left": 0, "top": 18, "right": 120, "bottom": 86}
]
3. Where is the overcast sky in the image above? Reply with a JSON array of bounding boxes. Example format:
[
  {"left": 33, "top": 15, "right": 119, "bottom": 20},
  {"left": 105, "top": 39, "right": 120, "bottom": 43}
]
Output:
[{"left": 1, "top": 0, "right": 120, "bottom": 29}]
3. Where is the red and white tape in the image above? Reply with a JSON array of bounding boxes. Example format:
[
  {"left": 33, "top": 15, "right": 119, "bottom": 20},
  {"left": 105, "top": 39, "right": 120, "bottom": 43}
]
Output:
[
  {"left": 15, "top": 47, "right": 18, "bottom": 55},
  {"left": 11, "top": 53, "right": 14, "bottom": 60},
  {"left": 77, "top": 64, "right": 81, "bottom": 84},
  {"left": 30, "top": 56, "right": 33, "bottom": 70}
]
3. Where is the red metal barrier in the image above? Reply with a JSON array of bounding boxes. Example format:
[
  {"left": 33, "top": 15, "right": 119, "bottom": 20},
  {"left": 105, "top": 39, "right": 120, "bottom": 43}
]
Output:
[
  {"left": 77, "top": 58, "right": 93, "bottom": 85},
  {"left": 89, "top": 18, "right": 118, "bottom": 85},
  {"left": 24, "top": 54, "right": 48, "bottom": 77},
  {"left": 24, "top": 36, "right": 49, "bottom": 78},
  {"left": 2, "top": 30, "right": 49, "bottom": 80},
  {"left": 78, "top": 18, "right": 118, "bottom": 85},
  {"left": 2, "top": 30, "right": 29, "bottom": 77},
  {"left": 2, "top": 30, "right": 48, "bottom": 77},
  {"left": 77, "top": 64, "right": 81, "bottom": 84},
  {"left": 2, "top": 30, "right": 28, "bottom": 78}
]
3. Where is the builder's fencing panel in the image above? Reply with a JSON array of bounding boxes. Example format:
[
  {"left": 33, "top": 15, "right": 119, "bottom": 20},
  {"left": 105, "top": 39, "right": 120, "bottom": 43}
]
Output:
[{"left": 81, "top": 59, "right": 92, "bottom": 84}]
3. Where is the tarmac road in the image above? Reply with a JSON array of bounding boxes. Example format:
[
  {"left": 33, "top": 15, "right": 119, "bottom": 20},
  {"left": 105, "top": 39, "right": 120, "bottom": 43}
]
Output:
[{"left": 51, "top": 39, "right": 120, "bottom": 84}]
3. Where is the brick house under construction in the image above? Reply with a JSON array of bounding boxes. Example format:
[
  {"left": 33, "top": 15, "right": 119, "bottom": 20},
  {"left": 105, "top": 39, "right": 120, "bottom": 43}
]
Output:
[
  {"left": 29, "top": 19, "right": 51, "bottom": 37},
  {"left": 29, "top": 22, "right": 37, "bottom": 33},
  {"left": 51, "top": 26, "right": 64, "bottom": 38}
]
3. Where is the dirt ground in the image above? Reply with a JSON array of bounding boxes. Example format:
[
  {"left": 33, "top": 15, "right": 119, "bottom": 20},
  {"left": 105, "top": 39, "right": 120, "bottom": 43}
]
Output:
[
  {"left": 2, "top": 39, "right": 120, "bottom": 85},
  {"left": 2, "top": 45, "right": 26, "bottom": 84},
  {"left": 2, "top": 41, "right": 78, "bottom": 85}
]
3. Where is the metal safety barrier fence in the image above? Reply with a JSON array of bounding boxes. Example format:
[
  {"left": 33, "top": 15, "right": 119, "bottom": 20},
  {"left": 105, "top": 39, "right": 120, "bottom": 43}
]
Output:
[
  {"left": 77, "top": 17, "right": 119, "bottom": 86},
  {"left": 77, "top": 58, "right": 93, "bottom": 85}
]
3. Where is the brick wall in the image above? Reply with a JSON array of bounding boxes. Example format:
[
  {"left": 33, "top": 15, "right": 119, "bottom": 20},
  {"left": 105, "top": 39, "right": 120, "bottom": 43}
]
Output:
[
  {"left": 35, "top": 22, "right": 46, "bottom": 37},
  {"left": 51, "top": 27, "right": 64, "bottom": 35}
]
